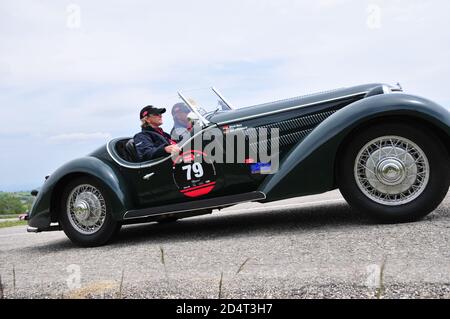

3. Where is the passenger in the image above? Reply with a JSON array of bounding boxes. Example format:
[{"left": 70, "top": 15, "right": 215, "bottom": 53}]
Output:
[
  {"left": 170, "top": 102, "right": 191, "bottom": 142},
  {"left": 134, "top": 105, "right": 181, "bottom": 161}
]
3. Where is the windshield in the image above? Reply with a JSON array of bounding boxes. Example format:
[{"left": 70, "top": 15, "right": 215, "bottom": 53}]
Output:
[{"left": 178, "top": 87, "right": 233, "bottom": 119}]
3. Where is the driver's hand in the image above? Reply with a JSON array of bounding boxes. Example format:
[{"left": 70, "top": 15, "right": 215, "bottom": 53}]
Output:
[{"left": 164, "top": 145, "right": 181, "bottom": 154}]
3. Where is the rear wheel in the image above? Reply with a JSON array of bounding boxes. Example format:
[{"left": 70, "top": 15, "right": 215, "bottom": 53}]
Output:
[
  {"left": 338, "top": 122, "right": 449, "bottom": 223},
  {"left": 59, "top": 177, "right": 121, "bottom": 247}
]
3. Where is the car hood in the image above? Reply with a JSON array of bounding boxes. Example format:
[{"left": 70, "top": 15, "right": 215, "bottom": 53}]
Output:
[{"left": 209, "top": 83, "right": 387, "bottom": 125}]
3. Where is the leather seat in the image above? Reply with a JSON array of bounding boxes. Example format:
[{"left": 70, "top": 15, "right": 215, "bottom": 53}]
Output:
[{"left": 125, "top": 139, "right": 138, "bottom": 162}]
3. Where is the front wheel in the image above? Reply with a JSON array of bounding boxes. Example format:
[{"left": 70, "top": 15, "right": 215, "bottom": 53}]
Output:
[
  {"left": 59, "top": 177, "right": 121, "bottom": 247},
  {"left": 338, "top": 122, "right": 450, "bottom": 223}
]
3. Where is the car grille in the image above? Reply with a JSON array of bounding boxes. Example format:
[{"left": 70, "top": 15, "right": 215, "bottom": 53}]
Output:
[
  {"left": 249, "top": 110, "right": 336, "bottom": 150},
  {"left": 262, "top": 110, "right": 335, "bottom": 131}
]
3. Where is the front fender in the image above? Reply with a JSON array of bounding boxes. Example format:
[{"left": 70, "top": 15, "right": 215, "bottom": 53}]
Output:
[
  {"left": 29, "top": 156, "right": 131, "bottom": 229},
  {"left": 259, "top": 93, "right": 450, "bottom": 202}
]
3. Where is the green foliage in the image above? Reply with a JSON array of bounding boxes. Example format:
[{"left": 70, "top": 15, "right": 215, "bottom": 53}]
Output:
[
  {"left": 0, "top": 192, "right": 33, "bottom": 215},
  {"left": 0, "top": 220, "right": 27, "bottom": 228}
]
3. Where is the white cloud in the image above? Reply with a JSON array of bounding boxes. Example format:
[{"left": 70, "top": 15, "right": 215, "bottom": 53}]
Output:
[{"left": 48, "top": 132, "right": 111, "bottom": 143}]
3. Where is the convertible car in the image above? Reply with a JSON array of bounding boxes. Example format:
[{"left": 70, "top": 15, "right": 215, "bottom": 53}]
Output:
[{"left": 27, "top": 83, "right": 450, "bottom": 246}]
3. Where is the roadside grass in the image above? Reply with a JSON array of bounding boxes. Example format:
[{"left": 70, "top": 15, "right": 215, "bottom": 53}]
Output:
[
  {"left": 160, "top": 246, "right": 168, "bottom": 279},
  {"left": 0, "top": 220, "right": 27, "bottom": 228},
  {"left": 217, "top": 258, "right": 251, "bottom": 299},
  {"left": 0, "top": 214, "right": 20, "bottom": 219},
  {"left": 376, "top": 258, "right": 387, "bottom": 299},
  {"left": 117, "top": 270, "right": 124, "bottom": 299},
  {"left": 218, "top": 272, "right": 223, "bottom": 299},
  {"left": 0, "top": 275, "right": 4, "bottom": 299}
]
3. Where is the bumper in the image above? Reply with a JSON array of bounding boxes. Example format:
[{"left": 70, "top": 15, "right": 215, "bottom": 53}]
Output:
[
  {"left": 27, "top": 225, "right": 61, "bottom": 233},
  {"left": 27, "top": 226, "right": 39, "bottom": 233}
]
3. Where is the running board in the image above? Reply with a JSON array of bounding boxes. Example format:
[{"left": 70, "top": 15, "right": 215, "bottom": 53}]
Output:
[{"left": 123, "top": 191, "right": 266, "bottom": 220}]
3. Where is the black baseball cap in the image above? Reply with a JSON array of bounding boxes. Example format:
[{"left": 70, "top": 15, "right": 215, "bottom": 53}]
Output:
[{"left": 140, "top": 105, "right": 166, "bottom": 119}]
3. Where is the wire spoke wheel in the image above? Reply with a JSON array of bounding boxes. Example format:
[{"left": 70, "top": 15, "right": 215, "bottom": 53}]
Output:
[
  {"left": 66, "top": 184, "right": 107, "bottom": 234},
  {"left": 354, "top": 136, "right": 430, "bottom": 206}
]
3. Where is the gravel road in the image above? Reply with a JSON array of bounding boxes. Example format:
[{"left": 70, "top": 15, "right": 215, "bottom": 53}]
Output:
[{"left": 1, "top": 190, "right": 449, "bottom": 299}]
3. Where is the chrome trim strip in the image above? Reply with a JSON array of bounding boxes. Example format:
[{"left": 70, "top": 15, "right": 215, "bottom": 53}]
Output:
[
  {"left": 216, "top": 91, "right": 369, "bottom": 125},
  {"left": 143, "top": 173, "right": 155, "bottom": 180},
  {"left": 106, "top": 126, "right": 218, "bottom": 169},
  {"left": 123, "top": 191, "right": 266, "bottom": 220},
  {"left": 106, "top": 139, "right": 142, "bottom": 169}
]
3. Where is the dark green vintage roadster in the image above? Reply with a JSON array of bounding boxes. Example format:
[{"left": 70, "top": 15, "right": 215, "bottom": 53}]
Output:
[{"left": 27, "top": 83, "right": 450, "bottom": 246}]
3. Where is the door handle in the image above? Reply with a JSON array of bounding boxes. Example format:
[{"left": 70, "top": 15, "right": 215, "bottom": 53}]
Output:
[{"left": 143, "top": 173, "right": 155, "bottom": 180}]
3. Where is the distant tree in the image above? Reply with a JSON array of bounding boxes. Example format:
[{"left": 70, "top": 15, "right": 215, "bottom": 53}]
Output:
[
  {"left": 0, "top": 193, "right": 27, "bottom": 215},
  {"left": 22, "top": 195, "right": 35, "bottom": 211}
]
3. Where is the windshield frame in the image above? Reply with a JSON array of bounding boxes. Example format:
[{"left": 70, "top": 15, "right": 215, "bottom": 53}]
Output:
[
  {"left": 177, "top": 87, "right": 234, "bottom": 126},
  {"left": 211, "top": 87, "right": 234, "bottom": 110}
]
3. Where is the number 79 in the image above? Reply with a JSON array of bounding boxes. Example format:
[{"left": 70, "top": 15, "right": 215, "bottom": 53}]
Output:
[{"left": 182, "top": 163, "right": 204, "bottom": 180}]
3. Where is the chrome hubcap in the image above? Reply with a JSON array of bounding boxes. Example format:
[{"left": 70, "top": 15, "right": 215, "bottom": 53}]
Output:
[
  {"left": 376, "top": 158, "right": 406, "bottom": 185},
  {"left": 74, "top": 200, "right": 90, "bottom": 221},
  {"left": 67, "top": 184, "right": 106, "bottom": 234},
  {"left": 354, "top": 136, "right": 429, "bottom": 206}
]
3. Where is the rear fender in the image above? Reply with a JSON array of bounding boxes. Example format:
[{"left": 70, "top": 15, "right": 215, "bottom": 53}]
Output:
[{"left": 29, "top": 157, "right": 131, "bottom": 229}]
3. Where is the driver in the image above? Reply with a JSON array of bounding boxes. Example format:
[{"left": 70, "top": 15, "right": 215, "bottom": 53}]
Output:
[
  {"left": 170, "top": 102, "right": 191, "bottom": 142},
  {"left": 134, "top": 105, "right": 181, "bottom": 161}
]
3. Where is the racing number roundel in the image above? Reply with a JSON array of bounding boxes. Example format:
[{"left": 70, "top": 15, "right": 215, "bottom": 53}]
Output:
[{"left": 172, "top": 151, "right": 216, "bottom": 198}]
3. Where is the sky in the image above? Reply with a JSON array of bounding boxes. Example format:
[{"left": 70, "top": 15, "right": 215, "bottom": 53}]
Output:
[{"left": 0, "top": 0, "right": 449, "bottom": 191}]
